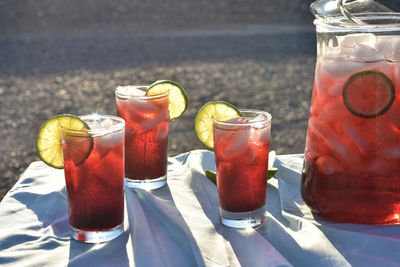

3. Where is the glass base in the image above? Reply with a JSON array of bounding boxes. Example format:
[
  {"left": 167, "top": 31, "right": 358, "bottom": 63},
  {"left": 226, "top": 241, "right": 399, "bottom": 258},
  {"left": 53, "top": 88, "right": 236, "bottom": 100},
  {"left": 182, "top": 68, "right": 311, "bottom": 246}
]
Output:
[
  {"left": 70, "top": 223, "right": 123, "bottom": 243},
  {"left": 124, "top": 174, "right": 166, "bottom": 190},
  {"left": 220, "top": 206, "right": 265, "bottom": 229}
]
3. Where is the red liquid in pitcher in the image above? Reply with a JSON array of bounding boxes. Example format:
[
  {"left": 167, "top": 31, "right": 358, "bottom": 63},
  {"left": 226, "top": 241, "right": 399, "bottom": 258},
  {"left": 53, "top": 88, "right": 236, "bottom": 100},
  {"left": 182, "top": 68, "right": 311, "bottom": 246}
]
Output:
[{"left": 302, "top": 57, "right": 400, "bottom": 224}]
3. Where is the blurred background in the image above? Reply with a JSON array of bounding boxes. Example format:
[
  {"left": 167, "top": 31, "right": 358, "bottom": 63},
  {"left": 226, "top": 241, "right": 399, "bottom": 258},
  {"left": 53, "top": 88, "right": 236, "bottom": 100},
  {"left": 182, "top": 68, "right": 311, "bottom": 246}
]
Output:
[{"left": 1, "top": 0, "right": 399, "bottom": 200}]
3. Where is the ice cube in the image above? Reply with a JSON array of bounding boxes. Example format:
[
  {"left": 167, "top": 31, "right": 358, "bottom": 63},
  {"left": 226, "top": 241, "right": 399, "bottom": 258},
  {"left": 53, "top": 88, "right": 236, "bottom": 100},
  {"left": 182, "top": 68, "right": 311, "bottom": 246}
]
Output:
[
  {"left": 87, "top": 118, "right": 117, "bottom": 136},
  {"left": 156, "top": 123, "right": 169, "bottom": 142},
  {"left": 139, "top": 112, "right": 168, "bottom": 131},
  {"left": 250, "top": 114, "right": 266, "bottom": 122},
  {"left": 249, "top": 114, "right": 269, "bottom": 129},
  {"left": 338, "top": 33, "right": 377, "bottom": 49},
  {"left": 323, "top": 44, "right": 340, "bottom": 58},
  {"left": 386, "top": 106, "right": 400, "bottom": 129},
  {"left": 96, "top": 130, "right": 124, "bottom": 160},
  {"left": 341, "top": 122, "right": 371, "bottom": 155},
  {"left": 354, "top": 43, "right": 385, "bottom": 62},
  {"left": 308, "top": 120, "right": 362, "bottom": 165},
  {"left": 315, "top": 155, "right": 343, "bottom": 175},
  {"left": 393, "top": 42, "right": 400, "bottom": 61},
  {"left": 376, "top": 39, "right": 393, "bottom": 61},
  {"left": 226, "top": 117, "right": 247, "bottom": 123},
  {"left": 337, "top": 47, "right": 355, "bottom": 60},
  {"left": 382, "top": 147, "right": 400, "bottom": 159},
  {"left": 244, "top": 148, "right": 258, "bottom": 165},
  {"left": 100, "top": 130, "right": 124, "bottom": 147},
  {"left": 222, "top": 127, "right": 251, "bottom": 156},
  {"left": 93, "top": 154, "right": 124, "bottom": 188},
  {"left": 317, "top": 101, "right": 346, "bottom": 123},
  {"left": 376, "top": 36, "right": 400, "bottom": 61},
  {"left": 321, "top": 58, "right": 365, "bottom": 78},
  {"left": 129, "top": 87, "right": 146, "bottom": 97},
  {"left": 117, "top": 85, "right": 146, "bottom": 97},
  {"left": 366, "top": 158, "right": 399, "bottom": 176},
  {"left": 253, "top": 126, "right": 270, "bottom": 144},
  {"left": 328, "top": 83, "right": 342, "bottom": 96},
  {"left": 129, "top": 96, "right": 159, "bottom": 113},
  {"left": 216, "top": 117, "right": 247, "bottom": 131},
  {"left": 87, "top": 121, "right": 103, "bottom": 130},
  {"left": 337, "top": 33, "right": 386, "bottom": 62},
  {"left": 100, "top": 118, "right": 114, "bottom": 129}
]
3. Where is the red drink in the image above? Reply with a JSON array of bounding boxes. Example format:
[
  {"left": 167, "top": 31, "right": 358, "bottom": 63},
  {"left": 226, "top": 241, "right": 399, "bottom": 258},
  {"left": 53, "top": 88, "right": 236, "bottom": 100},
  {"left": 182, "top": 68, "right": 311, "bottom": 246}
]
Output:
[
  {"left": 302, "top": 55, "right": 400, "bottom": 224},
  {"left": 213, "top": 110, "right": 271, "bottom": 228},
  {"left": 61, "top": 115, "right": 125, "bottom": 242},
  {"left": 115, "top": 85, "right": 169, "bottom": 189}
]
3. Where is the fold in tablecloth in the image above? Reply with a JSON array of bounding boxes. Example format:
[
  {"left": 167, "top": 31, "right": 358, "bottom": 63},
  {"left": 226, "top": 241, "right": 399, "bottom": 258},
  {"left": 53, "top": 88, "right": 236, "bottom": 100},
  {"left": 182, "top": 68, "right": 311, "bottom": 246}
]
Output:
[{"left": 1, "top": 150, "right": 400, "bottom": 267}]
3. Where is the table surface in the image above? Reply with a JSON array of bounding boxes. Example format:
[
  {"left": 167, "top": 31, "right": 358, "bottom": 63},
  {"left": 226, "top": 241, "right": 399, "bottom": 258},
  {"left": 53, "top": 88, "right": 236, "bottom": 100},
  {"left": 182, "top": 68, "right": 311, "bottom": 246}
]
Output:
[{"left": 1, "top": 150, "right": 400, "bottom": 267}]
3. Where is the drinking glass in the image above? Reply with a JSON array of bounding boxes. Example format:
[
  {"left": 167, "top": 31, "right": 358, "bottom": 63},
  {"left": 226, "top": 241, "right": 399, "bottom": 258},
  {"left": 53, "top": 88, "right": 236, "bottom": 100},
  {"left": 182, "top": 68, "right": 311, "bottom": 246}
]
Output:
[
  {"left": 60, "top": 114, "right": 125, "bottom": 243},
  {"left": 115, "top": 85, "right": 169, "bottom": 190},
  {"left": 213, "top": 110, "right": 272, "bottom": 228}
]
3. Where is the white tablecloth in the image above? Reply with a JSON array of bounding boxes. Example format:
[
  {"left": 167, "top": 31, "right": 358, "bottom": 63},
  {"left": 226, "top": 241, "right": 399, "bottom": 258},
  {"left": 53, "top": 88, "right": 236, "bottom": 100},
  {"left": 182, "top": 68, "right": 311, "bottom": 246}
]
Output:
[{"left": 1, "top": 150, "right": 400, "bottom": 267}]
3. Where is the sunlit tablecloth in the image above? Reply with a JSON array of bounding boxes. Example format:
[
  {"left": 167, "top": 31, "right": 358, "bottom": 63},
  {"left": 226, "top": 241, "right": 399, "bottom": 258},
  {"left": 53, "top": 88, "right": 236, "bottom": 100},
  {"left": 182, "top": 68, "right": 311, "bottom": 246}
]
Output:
[{"left": 1, "top": 149, "right": 400, "bottom": 267}]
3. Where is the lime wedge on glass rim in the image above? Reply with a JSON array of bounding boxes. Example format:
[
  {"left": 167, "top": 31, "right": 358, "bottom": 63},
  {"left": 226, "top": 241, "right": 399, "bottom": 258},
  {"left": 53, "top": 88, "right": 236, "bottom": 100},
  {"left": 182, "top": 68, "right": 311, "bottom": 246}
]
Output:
[
  {"left": 343, "top": 70, "right": 395, "bottom": 119},
  {"left": 36, "top": 114, "right": 93, "bottom": 169},
  {"left": 194, "top": 101, "right": 242, "bottom": 150},
  {"left": 147, "top": 80, "right": 188, "bottom": 120}
]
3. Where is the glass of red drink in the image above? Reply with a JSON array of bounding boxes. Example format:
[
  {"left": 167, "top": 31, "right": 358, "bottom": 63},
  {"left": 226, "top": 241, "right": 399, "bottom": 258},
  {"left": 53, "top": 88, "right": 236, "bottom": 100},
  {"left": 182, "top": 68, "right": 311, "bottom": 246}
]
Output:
[
  {"left": 115, "top": 85, "right": 169, "bottom": 190},
  {"left": 213, "top": 110, "right": 272, "bottom": 228},
  {"left": 60, "top": 114, "right": 125, "bottom": 243},
  {"left": 302, "top": 2, "right": 400, "bottom": 224}
]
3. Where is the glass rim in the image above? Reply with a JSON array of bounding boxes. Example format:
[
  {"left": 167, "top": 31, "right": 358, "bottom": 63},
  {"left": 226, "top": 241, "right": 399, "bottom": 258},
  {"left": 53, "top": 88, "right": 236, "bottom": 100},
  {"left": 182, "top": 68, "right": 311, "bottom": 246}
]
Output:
[
  {"left": 115, "top": 85, "right": 169, "bottom": 100},
  {"left": 315, "top": 13, "right": 400, "bottom": 32},
  {"left": 212, "top": 109, "right": 272, "bottom": 127},
  {"left": 60, "top": 114, "right": 125, "bottom": 136}
]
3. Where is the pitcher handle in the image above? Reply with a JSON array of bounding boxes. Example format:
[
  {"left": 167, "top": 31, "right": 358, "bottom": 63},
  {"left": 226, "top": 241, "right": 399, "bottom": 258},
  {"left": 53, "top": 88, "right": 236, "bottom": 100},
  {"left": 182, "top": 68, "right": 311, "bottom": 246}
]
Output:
[{"left": 337, "top": 0, "right": 394, "bottom": 24}]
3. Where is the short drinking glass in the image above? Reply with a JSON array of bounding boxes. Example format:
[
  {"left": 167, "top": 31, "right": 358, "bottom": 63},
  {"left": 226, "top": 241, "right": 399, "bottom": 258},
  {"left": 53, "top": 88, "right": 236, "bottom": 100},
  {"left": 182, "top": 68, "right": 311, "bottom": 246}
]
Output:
[
  {"left": 115, "top": 85, "right": 169, "bottom": 190},
  {"left": 213, "top": 110, "right": 272, "bottom": 228},
  {"left": 60, "top": 114, "right": 125, "bottom": 243}
]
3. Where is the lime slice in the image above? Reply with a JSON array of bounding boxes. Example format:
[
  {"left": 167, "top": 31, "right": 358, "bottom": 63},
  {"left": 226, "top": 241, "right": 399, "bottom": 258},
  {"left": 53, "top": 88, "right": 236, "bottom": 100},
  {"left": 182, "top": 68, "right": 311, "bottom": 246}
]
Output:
[
  {"left": 268, "top": 167, "right": 278, "bottom": 180},
  {"left": 204, "top": 167, "right": 277, "bottom": 185},
  {"left": 147, "top": 80, "right": 188, "bottom": 120},
  {"left": 343, "top": 70, "right": 395, "bottom": 118},
  {"left": 36, "top": 114, "right": 93, "bottom": 169},
  {"left": 204, "top": 169, "right": 217, "bottom": 185},
  {"left": 195, "top": 101, "right": 242, "bottom": 150}
]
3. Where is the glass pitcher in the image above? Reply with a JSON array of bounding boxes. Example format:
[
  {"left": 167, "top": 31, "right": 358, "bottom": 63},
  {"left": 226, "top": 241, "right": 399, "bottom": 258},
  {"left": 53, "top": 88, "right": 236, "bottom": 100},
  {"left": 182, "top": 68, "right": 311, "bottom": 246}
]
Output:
[{"left": 302, "top": 0, "right": 400, "bottom": 224}]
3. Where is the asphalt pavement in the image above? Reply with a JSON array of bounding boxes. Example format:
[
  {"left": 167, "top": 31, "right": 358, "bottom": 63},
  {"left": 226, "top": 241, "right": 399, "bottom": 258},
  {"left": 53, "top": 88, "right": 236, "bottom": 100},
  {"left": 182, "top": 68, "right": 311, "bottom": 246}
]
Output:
[{"left": 7, "top": 0, "right": 395, "bottom": 200}]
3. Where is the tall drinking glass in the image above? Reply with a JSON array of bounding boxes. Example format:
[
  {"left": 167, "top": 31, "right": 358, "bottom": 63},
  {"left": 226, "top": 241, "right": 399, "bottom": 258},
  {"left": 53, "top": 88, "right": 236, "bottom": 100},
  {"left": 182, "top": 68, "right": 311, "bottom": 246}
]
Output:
[
  {"left": 213, "top": 110, "right": 272, "bottom": 228},
  {"left": 115, "top": 85, "right": 169, "bottom": 190},
  {"left": 60, "top": 114, "right": 125, "bottom": 243}
]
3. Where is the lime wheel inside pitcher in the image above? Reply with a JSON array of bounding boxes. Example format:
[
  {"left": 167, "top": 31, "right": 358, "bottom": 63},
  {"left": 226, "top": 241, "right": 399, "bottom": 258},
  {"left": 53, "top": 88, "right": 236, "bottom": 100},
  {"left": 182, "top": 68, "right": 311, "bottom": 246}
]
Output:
[{"left": 343, "top": 70, "right": 395, "bottom": 119}]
